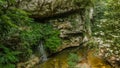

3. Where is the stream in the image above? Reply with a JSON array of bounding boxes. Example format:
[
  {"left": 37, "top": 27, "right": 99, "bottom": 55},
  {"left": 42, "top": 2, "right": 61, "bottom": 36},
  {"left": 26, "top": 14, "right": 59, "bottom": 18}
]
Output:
[
  {"left": 38, "top": 41, "right": 48, "bottom": 62},
  {"left": 35, "top": 47, "right": 112, "bottom": 68}
]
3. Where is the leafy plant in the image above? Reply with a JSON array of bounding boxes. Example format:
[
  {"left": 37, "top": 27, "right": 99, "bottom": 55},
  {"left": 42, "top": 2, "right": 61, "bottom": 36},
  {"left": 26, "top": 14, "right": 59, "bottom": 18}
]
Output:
[
  {"left": 0, "top": 0, "right": 42, "bottom": 66},
  {"left": 42, "top": 24, "right": 62, "bottom": 52},
  {"left": 92, "top": 0, "right": 120, "bottom": 65},
  {"left": 67, "top": 53, "right": 79, "bottom": 68},
  {"left": 0, "top": 45, "right": 20, "bottom": 68}
]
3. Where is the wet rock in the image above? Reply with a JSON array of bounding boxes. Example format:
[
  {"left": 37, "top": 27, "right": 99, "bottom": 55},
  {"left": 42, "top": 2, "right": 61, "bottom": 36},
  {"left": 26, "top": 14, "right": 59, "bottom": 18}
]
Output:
[
  {"left": 17, "top": 55, "right": 40, "bottom": 68},
  {"left": 35, "top": 48, "right": 112, "bottom": 68},
  {"left": 76, "top": 63, "right": 90, "bottom": 68}
]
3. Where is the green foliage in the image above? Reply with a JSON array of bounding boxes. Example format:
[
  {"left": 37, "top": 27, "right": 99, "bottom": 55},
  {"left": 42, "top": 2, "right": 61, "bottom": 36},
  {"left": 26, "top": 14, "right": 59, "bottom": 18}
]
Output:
[
  {"left": 1, "top": 20, "right": 45, "bottom": 61},
  {"left": 67, "top": 53, "right": 79, "bottom": 68},
  {"left": 0, "top": 0, "right": 43, "bottom": 67},
  {"left": 20, "top": 23, "right": 42, "bottom": 46},
  {"left": 0, "top": 63, "right": 15, "bottom": 68},
  {"left": 0, "top": 45, "right": 20, "bottom": 68},
  {"left": 42, "top": 24, "right": 62, "bottom": 52},
  {"left": 0, "top": 6, "right": 61, "bottom": 67},
  {"left": 45, "top": 35, "right": 61, "bottom": 52},
  {"left": 0, "top": 7, "right": 32, "bottom": 36},
  {"left": 93, "top": 0, "right": 120, "bottom": 45},
  {"left": 92, "top": 0, "right": 120, "bottom": 60}
]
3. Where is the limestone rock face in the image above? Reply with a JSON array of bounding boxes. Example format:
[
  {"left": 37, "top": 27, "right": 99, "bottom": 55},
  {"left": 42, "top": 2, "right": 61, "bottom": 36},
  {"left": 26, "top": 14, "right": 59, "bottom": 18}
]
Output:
[
  {"left": 18, "top": 0, "right": 92, "bottom": 51},
  {"left": 19, "top": 0, "right": 91, "bottom": 18},
  {"left": 49, "top": 14, "right": 85, "bottom": 51},
  {"left": 18, "top": 0, "right": 92, "bottom": 53}
]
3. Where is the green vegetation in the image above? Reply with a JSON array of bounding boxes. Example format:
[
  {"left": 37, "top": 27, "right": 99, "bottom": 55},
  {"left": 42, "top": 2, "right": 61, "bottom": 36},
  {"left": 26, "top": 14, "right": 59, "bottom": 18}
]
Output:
[
  {"left": 0, "top": 0, "right": 120, "bottom": 68},
  {"left": 0, "top": 0, "right": 61, "bottom": 68},
  {"left": 67, "top": 53, "right": 79, "bottom": 68},
  {"left": 92, "top": 0, "right": 120, "bottom": 60},
  {"left": 0, "top": 0, "right": 34, "bottom": 67},
  {"left": 0, "top": 45, "right": 20, "bottom": 68},
  {"left": 41, "top": 24, "right": 62, "bottom": 52}
]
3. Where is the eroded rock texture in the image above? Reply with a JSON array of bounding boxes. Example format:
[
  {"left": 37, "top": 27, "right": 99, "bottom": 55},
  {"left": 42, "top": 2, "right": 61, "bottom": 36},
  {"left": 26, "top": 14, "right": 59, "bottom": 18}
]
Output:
[
  {"left": 19, "top": 0, "right": 92, "bottom": 18},
  {"left": 48, "top": 14, "right": 86, "bottom": 51},
  {"left": 17, "top": 0, "right": 93, "bottom": 52},
  {"left": 18, "top": 0, "right": 92, "bottom": 51}
]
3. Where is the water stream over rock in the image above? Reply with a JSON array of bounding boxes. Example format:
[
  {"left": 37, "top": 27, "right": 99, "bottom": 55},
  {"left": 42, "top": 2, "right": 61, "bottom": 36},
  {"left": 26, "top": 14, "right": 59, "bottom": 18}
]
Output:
[
  {"left": 35, "top": 47, "right": 112, "bottom": 68},
  {"left": 38, "top": 41, "right": 48, "bottom": 62}
]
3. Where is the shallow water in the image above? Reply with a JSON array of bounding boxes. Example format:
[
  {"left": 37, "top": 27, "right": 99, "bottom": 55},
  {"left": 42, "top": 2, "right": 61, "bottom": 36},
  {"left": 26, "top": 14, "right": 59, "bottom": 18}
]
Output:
[{"left": 35, "top": 47, "right": 112, "bottom": 68}]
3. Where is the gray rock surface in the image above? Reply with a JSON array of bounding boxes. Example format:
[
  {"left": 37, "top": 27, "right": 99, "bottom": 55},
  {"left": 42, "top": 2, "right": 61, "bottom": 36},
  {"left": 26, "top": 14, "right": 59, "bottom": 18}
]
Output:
[{"left": 19, "top": 0, "right": 91, "bottom": 18}]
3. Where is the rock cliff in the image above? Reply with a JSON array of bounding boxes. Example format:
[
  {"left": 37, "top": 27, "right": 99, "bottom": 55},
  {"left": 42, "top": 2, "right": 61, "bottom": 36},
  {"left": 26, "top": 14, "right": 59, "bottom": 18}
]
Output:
[
  {"left": 18, "top": 0, "right": 92, "bottom": 51},
  {"left": 18, "top": 0, "right": 92, "bottom": 19},
  {"left": 49, "top": 14, "right": 85, "bottom": 51}
]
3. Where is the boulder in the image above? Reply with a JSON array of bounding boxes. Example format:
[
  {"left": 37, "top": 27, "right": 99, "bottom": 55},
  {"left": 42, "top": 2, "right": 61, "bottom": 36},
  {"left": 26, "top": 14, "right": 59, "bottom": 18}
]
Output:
[{"left": 18, "top": 0, "right": 92, "bottom": 18}]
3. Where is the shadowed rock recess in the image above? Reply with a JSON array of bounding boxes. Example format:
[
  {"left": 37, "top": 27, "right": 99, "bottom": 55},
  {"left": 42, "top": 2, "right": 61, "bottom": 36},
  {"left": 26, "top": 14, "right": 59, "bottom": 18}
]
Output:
[
  {"left": 50, "top": 14, "right": 85, "bottom": 51},
  {"left": 17, "top": 0, "right": 96, "bottom": 68},
  {"left": 18, "top": 0, "right": 93, "bottom": 51}
]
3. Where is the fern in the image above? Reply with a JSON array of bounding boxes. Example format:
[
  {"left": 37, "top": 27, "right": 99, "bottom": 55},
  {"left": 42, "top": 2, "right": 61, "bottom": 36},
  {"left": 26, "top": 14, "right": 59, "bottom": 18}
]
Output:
[
  {"left": 42, "top": 24, "right": 62, "bottom": 52},
  {"left": 0, "top": 45, "right": 20, "bottom": 68}
]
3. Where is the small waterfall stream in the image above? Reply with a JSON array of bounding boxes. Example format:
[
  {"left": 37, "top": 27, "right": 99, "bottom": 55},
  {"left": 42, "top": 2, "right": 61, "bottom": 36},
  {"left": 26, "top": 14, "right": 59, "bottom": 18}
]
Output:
[
  {"left": 38, "top": 41, "right": 48, "bottom": 62},
  {"left": 35, "top": 47, "right": 112, "bottom": 68}
]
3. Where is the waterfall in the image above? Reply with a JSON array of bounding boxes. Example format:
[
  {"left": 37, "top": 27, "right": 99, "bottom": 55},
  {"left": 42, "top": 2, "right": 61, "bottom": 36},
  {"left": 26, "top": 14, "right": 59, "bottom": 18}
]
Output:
[{"left": 38, "top": 41, "right": 48, "bottom": 62}]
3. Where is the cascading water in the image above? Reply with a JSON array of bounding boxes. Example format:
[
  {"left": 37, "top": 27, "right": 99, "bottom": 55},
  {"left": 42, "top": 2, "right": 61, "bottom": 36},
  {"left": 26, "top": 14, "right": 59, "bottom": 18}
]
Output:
[{"left": 38, "top": 41, "right": 48, "bottom": 62}]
